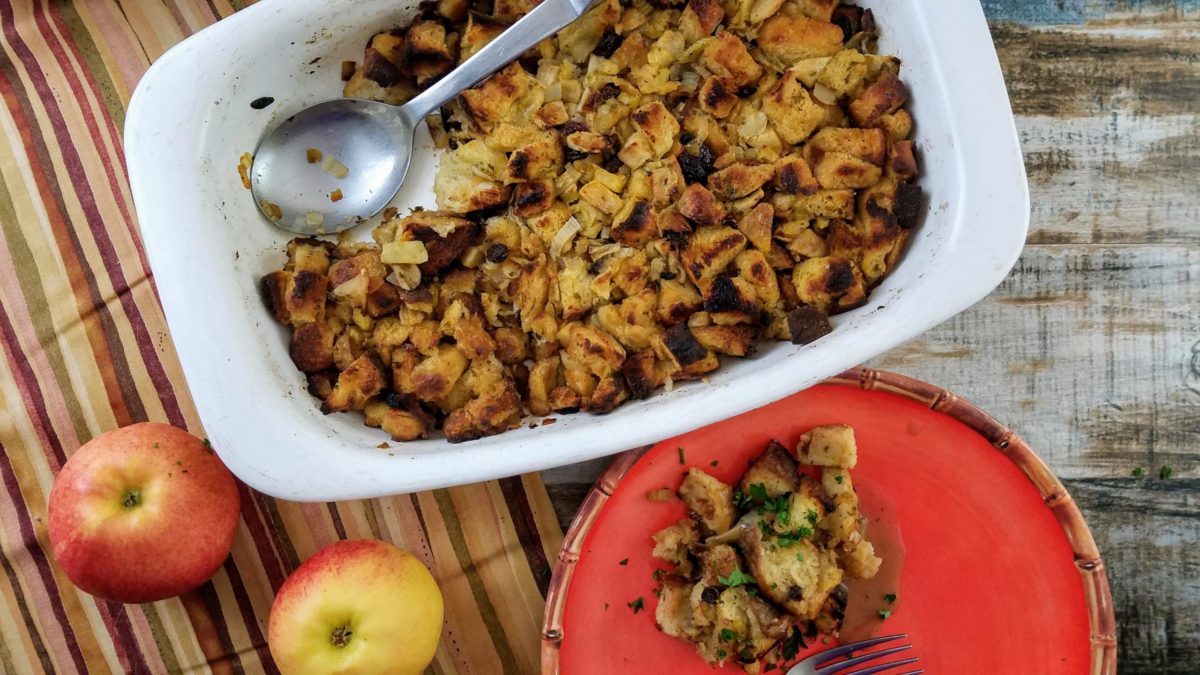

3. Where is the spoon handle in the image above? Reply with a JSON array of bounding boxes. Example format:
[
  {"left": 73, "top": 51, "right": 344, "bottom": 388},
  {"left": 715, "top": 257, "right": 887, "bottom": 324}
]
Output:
[{"left": 400, "top": 0, "right": 594, "bottom": 124}]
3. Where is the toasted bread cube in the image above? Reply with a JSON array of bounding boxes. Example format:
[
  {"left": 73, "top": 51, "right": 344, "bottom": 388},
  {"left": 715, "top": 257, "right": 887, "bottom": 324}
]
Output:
[
  {"left": 741, "top": 526, "right": 843, "bottom": 620},
  {"left": 611, "top": 200, "right": 657, "bottom": 246},
  {"left": 740, "top": 440, "right": 799, "bottom": 497},
  {"left": 678, "top": 468, "right": 736, "bottom": 534},
  {"left": 677, "top": 184, "right": 727, "bottom": 226},
  {"left": 702, "top": 275, "right": 759, "bottom": 325},
  {"left": 527, "top": 356, "right": 561, "bottom": 416},
  {"left": 774, "top": 156, "right": 820, "bottom": 195},
  {"left": 459, "top": 62, "right": 542, "bottom": 133},
  {"left": 701, "top": 32, "right": 762, "bottom": 86},
  {"left": 814, "top": 151, "right": 883, "bottom": 189},
  {"left": 809, "top": 127, "right": 888, "bottom": 166},
  {"left": 594, "top": 290, "right": 659, "bottom": 350},
  {"left": 657, "top": 278, "right": 704, "bottom": 325},
  {"left": 377, "top": 210, "right": 477, "bottom": 275},
  {"left": 411, "top": 345, "right": 469, "bottom": 402},
  {"left": 697, "top": 76, "right": 738, "bottom": 118},
  {"left": 584, "top": 374, "right": 629, "bottom": 413},
  {"left": 682, "top": 226, "right": 747, "bottom": 286},
  {"left": 289, "top": 321, "right": 335, "bottom": 372},
  {"left": 657, "top": 578, "right": 700, "bottom": 640},
  {"left": 460, "top": 12, "right": 509, "bottom": 60},
  {"left": 506, "top": 132, "right": 563, "bottom": 182},
  {"left": 512, "top": 179, "right": 555, "bottom": 217},
  {"left": 796, "top": 424, "right": 857, "bottom": 468},
  {"left": 850, "top": 74, "right": 908, "bottom": 128},
  {"left": 324, "top": 353, "right": 389, "bottom": 412},
  {"left": 286, "top": 237, "right": 333, "bottom": 275},
  {"left": 706, "top": 162, "right": 774, "bottom": 201},
  {"left": 680, "top": 0, "right": 725, "bottom": 41},
  {"left": 888, "top": 140, "right": 919, "bottom": 178},
  {"left": 443, "top": 379, "right": 522, "bottom": 442},
  {"left": 285, "top": 271, "right": 329, "bottom": 325},
  {"left": 434, "top": 144, "right": 513, "bottom": 212},
  {"left": 762, "top": 72, "right": 826, "bottom": 145},
  {"left": 661, "top": 324, "right": 720, "bottom": 377},
  {"left": 261, "top": 271, "right": 292, "bottom": 323},
  {"left": 562, "top": 323, "right": 626, "bottom": 377},
  {"left": 786, "top": 189, "right": 856, "bottom": 219},
  {"left": 621, "top": 348, "right": 665, "bottom": 399},
  {"left": 630, "top": 100, "right": 680, "bottom": 157},
  {"left": 653, "top": 518, "right": 700, "bottom": 569},
  {"left": 786, "top": 305, "right": 833, "bottom": 344},
  {"left": 840, "top": 540, "right": 882, "bottom": 579},
  {"left": 689, "top": 324, "right": 757, "bottom": 356},
  {"left": 792, "top": 256, "right": 867, "bottom": 314},
  {"left": 757, "top": 14, "right": 843, "bottom": 67},
  {"left": 816, "top": 49, "right": 869, "bottom": 99},
  {"left": 363, "top": 397, "right": 433, "bottom": 441},
  {"left": 403, "top": 19, "right": 457, "bottom": 87}
]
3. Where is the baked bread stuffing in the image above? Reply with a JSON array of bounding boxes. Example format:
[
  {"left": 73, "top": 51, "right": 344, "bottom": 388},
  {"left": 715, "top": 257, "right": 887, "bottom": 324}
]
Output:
[
  {"left": 652, "top": 426, "right": 879, "bottom": 671},
  {"left": 263, "top": 0, "right": 921, "bottom": 442}
]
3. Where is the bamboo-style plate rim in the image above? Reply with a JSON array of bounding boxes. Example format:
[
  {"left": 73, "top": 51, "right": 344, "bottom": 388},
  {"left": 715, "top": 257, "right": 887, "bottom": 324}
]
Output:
[{"left": 540, "top": 367, "right": 1118, "bottom": 675}]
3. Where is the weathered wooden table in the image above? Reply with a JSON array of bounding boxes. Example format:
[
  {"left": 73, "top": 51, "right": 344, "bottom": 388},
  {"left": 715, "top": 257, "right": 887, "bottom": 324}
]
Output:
[{"left": 545, "top": 3, "right": 1200, "bottom": 672}]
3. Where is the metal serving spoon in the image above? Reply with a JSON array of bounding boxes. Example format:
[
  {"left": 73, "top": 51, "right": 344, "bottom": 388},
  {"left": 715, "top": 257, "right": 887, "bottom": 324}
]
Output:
[{"left": 250, "top": 0, "right": 593, "bottom": 234}]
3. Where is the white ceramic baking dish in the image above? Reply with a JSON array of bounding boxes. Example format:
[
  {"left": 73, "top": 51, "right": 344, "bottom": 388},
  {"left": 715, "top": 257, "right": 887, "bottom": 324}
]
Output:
[{"left": 125, "top": 0, "right": 1028, "bottom": 501}]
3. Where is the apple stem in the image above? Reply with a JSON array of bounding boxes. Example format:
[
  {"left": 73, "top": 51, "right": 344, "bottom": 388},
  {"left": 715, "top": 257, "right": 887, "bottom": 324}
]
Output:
[
  {"left": 330, "top": 625, "right": 353, "bottom": 648},
  {"left": 122, "top": 489, "right": 142, "bottom": 509}
]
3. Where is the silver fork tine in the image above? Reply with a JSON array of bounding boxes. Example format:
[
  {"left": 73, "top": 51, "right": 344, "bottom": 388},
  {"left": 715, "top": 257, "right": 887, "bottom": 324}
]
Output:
[
  {"left": 845, "top": 658, "right": 920, "bottom": 675},
  {"left": 816, "top": 645, "right": 913, "bottom": 674},
  {"left": 813, "top": 634, "right": 907, "bottom": 666}
]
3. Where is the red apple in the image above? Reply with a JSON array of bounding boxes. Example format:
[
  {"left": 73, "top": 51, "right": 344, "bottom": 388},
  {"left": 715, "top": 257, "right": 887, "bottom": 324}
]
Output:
[
  {"left": 48, "top": 422, "right": 240, "bottom": 603},
  {"left": 269, "top": 540, "right": 444, "bottom": 675}
]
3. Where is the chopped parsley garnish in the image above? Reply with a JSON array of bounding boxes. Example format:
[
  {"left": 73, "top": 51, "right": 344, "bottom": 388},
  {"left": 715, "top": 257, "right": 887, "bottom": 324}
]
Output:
[
  {"left": 618, "top": 558, "right": 629, "bottom": 566},
  {"left": 776, "top": 527, "right": 813, "bottom": 547},
  {"left": 781, "top": 625, "right": 805, "bottom": 661},
  {"left": 716, "top": 649, "right": 727, "bottom": 659},
  {"left": 1160, "top": 466, "right": 1174, "bottom": 480},
  {"left": 805, "top": 509, "right": 818, "bottom": 526},
  {"left": 733, "top": 488, "right": 753, "bottom": 511},
  {"left": 884, "top": 593, "right": 897, "bottom": 603},
  {"left": 202, "top": 438, "right": 212, "bottom": 448},
  {"left": 764, "top": 664, "right": 777, "bottom": 672},
  {"left": 678, "top": 447, "right": 686, "bottom": 464},
  {"left": 652, "top": 568, "right": 666, "bottom": 582},
  {"left": 718, "top": 628, "right": 736, "bottom": 643},
  {"left": 1131, "top": 467, "right": 1145, "bottom": 477},
  {"left": 748, "top": 483, "right": 769, "bottom": 502},
  {"left": 795, "top": 552, "right": 805, "bottom": 562},
  {"left": 879, "top": 609, "right": 893, "bottom": 619},
  {"left": 834, "top": 474, "right": 844, "bottom": 484},
  {"left": 717, "top": 568, "right": 756, "bottom": 588},
  {"left": 758, "top": 519, "right": 774, "bottom": 535},
  {"left": 628, "top": 597, "right": 645, "bottom": 613}
]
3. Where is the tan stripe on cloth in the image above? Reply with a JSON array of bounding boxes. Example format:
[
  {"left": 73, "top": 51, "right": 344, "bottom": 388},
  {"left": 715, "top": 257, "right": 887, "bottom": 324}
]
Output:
[{"left": 0, "top": 0, "right": 565, "bottom": 672}]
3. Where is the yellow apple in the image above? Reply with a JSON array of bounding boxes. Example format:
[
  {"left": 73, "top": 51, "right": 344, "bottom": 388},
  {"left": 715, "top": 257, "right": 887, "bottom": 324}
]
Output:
[
  {"left": 268, "top": 539, "right": 444, "bottom": 675},
  {"left": 48, "top": 422, "right": 240, "bottom": 603}
]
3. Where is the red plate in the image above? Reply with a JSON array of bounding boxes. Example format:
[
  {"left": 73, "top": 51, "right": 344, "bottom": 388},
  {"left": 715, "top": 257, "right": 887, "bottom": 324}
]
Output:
[{"left": 543, "top": 369, "right": 1116, "bottom": 674}]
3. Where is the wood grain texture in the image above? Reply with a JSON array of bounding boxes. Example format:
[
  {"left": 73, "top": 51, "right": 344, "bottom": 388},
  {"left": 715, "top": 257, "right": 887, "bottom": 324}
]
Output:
[{"left": 544, "top": 2, "right": 1200, "bottom": 671}]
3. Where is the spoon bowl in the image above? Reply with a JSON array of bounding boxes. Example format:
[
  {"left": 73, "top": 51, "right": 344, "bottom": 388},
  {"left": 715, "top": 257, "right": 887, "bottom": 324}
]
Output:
[
  {"left": 250, "top": 99, "right": 416, "bottom": 234},
  {"left": 249, "top": 0, "right": 594, "bottom": 235}
]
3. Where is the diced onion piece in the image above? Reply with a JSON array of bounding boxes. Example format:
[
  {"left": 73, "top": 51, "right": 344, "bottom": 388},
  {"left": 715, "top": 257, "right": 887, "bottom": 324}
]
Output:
[
  {"left": 812, "top": 82, "right": 839, "bottom": 106},
  {"left": 320, "top": 155, "right": 349, "bottom": 178},
  {"left": 305, "top": 211, "right": 325, "bottom": 226},
  {"left": 380, "top": 240, "right": 429, "bottom": 265},
  {"left": 738, "top": 111, "right": 767, "bottom": 138},
  {"left": 551, "top": 216, "right": 582, "bottom": 257},
  {"left": 387, "top": 264, "right": 421, "bottom": 290}
]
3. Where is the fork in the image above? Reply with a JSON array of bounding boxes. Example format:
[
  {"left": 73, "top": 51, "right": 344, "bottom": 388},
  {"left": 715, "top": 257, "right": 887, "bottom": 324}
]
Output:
[{"left": 786, "top": 634, "right": 921, "bottom": 675}]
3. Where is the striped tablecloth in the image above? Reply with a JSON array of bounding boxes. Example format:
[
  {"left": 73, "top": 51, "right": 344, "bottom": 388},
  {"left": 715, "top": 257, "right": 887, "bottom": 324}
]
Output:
[{"left": 0, "top": 0, "right": 564, "bottom": 672}]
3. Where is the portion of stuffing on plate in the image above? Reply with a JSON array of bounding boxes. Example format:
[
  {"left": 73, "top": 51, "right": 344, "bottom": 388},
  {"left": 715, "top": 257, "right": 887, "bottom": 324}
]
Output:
[
  {"left": 263, "top": 0, "right": 921, "bottom": 442},
  {"left": 652, "top": 426, "right": 879, "bottom": 671}
]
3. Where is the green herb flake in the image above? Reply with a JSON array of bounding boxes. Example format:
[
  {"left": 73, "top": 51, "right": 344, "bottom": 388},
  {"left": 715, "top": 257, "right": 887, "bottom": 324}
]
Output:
[
  {"left": 652, "top": 568, "right": 666, "bottom": 582},
  {"left": 879, "top": 609, "right": 893, "bottom": 620},
  {"left": 716, "top": 649, "right": 727, "bottom": 659},
  {"left": 718, "top": 628, "right": 736, "bottom": 643},
  {"left": 776, "top": 527, "right": 813, "bottom": 547},
  {"left": 717, "top": 568, "right": 756, "bottom": 588},
  {"left": 628, "top": 597, "right": 645, "bottom": 614},
  {"left": 834, "top": 475, "right": 844, "bottom": 484},
  {"left": 748, "top": 483, "right": 769, "bottom": 502},
  {"left": 1160, "top": 466, "right": 1174, "bottom": 480},
  {"left": 795, "top": 552, "right": 805, "bottom": 562},
  {"left": 733, "top": 489, "right": 753, "bottom": 511},
  {"left": 618, "top": 558, "right": 629, "bottom": 566},
  {"left": 678, "top": 447, "right": 686, "bottom": 464},
  {"left": 758, "top": 519, "right": 774, "bottom": 535},
  {"left": 764, "top": 664, "right": 777, "bottom": 672},
  {"left": 805, "top": 509, "right": 818, "bottom": 526},
  {"left": 202, "top": 438, "right": 212, "bottom": 448},
  {"left": 1131, "top": 467, "right": 1145, "bottom": 477},
  {"left": 884, "top": 593, "right": 897, "bottom": 603},
  {"left": 781, "top": 626, "right": 805, "bottom": 661}
]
